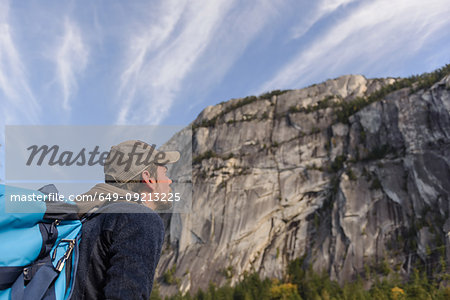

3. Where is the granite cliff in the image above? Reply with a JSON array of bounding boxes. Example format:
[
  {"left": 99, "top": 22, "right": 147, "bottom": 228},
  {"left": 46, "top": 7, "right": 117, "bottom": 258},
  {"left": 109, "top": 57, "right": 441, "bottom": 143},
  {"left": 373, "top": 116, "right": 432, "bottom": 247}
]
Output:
[{"left": 157, "top": 67, "right": 450, "bottom": 295}]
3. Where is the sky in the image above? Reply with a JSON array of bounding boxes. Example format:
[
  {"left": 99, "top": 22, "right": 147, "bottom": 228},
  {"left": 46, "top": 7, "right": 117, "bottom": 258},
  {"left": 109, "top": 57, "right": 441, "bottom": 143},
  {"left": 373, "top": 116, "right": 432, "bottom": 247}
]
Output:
[{"left": 1, "top": 0, "right": 450, "bottom": 181}]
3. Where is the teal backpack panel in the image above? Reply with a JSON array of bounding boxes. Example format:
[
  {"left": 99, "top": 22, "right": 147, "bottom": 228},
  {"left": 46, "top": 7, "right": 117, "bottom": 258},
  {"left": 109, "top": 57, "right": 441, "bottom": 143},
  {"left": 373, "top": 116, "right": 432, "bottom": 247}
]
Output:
[
  {"left": 0, "top": 184, "right": 82, "bottom": 300},
  {"left": 0, "top": 227, "right": 43, "bottom": 266},
  {"left": 0, "top": 185, "right": 46, "bottom": 227},
  {"left": 0, "top": 185, "right": 46, "bottom": 267}
]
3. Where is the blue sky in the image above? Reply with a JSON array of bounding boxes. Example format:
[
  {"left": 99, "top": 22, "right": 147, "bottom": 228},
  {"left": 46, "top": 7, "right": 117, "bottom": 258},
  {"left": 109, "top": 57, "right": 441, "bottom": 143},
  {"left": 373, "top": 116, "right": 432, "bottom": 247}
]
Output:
[{"left": 1, "top": 0, "right": 450, "bottom": 179}]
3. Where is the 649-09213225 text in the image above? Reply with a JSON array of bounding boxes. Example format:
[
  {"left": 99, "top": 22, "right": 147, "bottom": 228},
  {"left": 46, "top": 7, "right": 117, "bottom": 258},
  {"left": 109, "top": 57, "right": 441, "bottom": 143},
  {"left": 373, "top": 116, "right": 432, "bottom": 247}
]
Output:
[{"left": 8, "top": 192, "right": 181, "bottom": 202}]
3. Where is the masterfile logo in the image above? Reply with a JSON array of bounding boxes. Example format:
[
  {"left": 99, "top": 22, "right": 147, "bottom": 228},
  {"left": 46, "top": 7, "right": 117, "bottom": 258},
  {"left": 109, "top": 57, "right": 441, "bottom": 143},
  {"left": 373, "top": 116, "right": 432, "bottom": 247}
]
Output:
[
  {"left": 25, "top": 142, "right": 170, "bottom": 170},
  {"left": 4, "top": 125, "right": 192, "bottom": 213}
]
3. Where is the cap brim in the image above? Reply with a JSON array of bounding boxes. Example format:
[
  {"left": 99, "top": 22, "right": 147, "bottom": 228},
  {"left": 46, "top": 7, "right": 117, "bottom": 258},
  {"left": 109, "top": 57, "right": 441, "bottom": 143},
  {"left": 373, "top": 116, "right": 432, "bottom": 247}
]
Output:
[{"left": 160, "top": 150, "right": 180, "bottom": 164}]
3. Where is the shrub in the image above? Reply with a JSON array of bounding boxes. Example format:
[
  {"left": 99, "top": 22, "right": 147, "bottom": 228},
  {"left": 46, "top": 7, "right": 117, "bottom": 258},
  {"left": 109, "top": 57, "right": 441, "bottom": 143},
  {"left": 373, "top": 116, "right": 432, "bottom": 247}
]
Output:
[
  {"left": 370, "top": 177, "right": 382, "bottom": 190},
  {"left": 192, "top": 150, "right": 217, "bottom": 164},
  {"left": 270, "top": 282, "right": 302, "bottom": 300},
  {"left": 260, "top": 89, "right": 290, "bottom": 99},
  {"left": 261, "top": 111, "right": 269, "bottom": 119},
  {"left": 221, "top": 266, "right": 234, "bottom": 279},
  {"left": 346, "top": 168, "right": 357, "bottom": 181},
  {"left": 163, "top": 264, "right": 178, "bottom": 285},
  {"left": 192, "top": 96, "right": 258, "bottom": 129},
  {"left": 329, "top": 155, "right": 346, "bottom": 173},
  {"left": 364, "top": 144, "right": 394, "bottom": 161},
  {"left": 161, "top": 257, "right": 450, "bottom": 300},
  {"left": 334, "top": 64, "right": 450, "bottom": 123}
]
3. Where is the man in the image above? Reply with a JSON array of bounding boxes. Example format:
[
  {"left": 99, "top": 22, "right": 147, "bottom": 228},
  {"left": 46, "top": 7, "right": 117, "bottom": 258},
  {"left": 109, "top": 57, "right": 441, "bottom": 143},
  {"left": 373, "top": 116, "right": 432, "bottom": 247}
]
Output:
[{"left": 71, "top": 140, "right": 180, "bottom": 300}]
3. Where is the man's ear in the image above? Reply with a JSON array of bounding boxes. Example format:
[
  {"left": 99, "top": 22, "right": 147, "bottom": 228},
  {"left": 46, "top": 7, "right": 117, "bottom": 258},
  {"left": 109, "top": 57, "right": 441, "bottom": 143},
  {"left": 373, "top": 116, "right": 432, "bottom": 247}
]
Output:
[{"left": 141, "top": 170, "right": 157, "bottom": 191}]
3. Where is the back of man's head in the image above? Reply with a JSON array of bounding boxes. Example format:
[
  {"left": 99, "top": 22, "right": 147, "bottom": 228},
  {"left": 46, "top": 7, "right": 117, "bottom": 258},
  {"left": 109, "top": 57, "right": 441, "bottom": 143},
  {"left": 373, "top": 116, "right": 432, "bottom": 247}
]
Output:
[{"left": 103, "top": 140, "right": 179, "bottom": 192}]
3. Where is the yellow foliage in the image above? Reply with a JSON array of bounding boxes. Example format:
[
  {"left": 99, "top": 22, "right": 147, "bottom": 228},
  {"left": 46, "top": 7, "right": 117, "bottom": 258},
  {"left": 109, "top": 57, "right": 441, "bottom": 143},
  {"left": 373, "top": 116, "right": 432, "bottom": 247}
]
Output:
[
  {"left": 391, "top": 286, "right": 405, "bottom": 300},
  {"left": 270, "top": 283, "right": 299, "bottom": 300},
  {"left": 443, "top": 286, "right": 450, "bottom": 298}
]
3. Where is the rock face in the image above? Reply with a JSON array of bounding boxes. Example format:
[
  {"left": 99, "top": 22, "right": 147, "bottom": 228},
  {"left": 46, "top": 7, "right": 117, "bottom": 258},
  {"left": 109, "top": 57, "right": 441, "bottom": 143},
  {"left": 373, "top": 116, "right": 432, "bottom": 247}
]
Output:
[{"left": 156, "top": 73, "right": 450, "bottom": 296}]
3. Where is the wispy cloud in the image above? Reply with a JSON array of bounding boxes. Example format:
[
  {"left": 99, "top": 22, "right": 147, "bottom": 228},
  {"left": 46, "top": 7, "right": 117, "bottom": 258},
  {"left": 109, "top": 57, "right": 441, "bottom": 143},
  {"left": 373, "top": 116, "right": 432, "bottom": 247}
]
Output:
[
  {"left": 0, "top": 0, "right": 39, "bottom": 124},
  {"left": 290, "top": 0, "right": 356, "bottom": 40},
  {"left": 118, "top": 0, "right": 187, "bottom": 120},
  {"left": 55, "top": 18, "right": 88, "bottom": 111},
  {"left": 0, "top": 0, "right": 40, "bottom": 183},
  {"left": 260, "top": 0, "right": 450, "bottom": 92},
  {"left": 185, "top": 0, "right": 280, "bottom": 109},
  {"left": 118, "top": 0, "right": 235, "bottom": 125}
]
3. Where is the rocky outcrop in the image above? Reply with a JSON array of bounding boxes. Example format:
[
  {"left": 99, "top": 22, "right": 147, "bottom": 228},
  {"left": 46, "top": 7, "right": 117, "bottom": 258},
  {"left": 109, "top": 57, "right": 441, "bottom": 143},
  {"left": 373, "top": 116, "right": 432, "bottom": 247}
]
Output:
[{"left": 156, "top": 73, "right": 450, "bottom": 295}]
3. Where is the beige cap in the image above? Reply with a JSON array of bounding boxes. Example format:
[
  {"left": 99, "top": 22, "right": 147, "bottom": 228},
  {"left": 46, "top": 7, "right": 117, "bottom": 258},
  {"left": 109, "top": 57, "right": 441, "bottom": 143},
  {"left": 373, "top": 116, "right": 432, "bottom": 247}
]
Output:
[{"left": 104, "top": 140, "right": 180, "bottom": 183}]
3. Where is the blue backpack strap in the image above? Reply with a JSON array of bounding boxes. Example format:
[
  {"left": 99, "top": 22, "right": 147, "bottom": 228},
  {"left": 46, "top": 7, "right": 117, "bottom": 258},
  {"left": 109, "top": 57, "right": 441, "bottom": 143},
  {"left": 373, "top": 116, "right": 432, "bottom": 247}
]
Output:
[
  {"left": 9, "top": 237, "right": 78, "bottom": 299},
  {"left": 37, "top": 221, "right": 59, "bottom": 260},
  {"left": 10, "top": 272, "right": 24, "bottom": 299},
  {"left": 11, "top": 257, "right": 58, "bottom": 300},
  {"left": 0, "top": 266, "right": 23, "bottom": 289},
  {"left": 1, "top": 185, "right": 82, "bottom": 299},
  {"left": 4, "top": 222, "right": 60, "bottom": 300}
]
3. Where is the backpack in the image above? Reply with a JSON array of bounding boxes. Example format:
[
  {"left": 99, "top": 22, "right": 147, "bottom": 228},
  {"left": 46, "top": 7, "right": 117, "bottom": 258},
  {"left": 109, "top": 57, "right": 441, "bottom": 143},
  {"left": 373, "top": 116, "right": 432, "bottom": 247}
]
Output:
[{"left": 0, "top": 184, "right": 82, "bottom": 300}]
